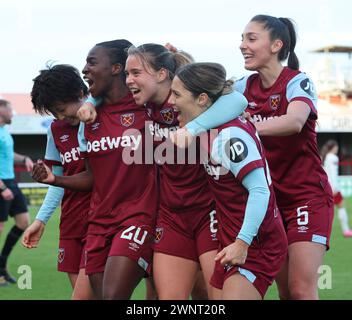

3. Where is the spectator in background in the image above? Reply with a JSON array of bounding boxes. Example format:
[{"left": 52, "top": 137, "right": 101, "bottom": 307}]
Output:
[
  {"left": 0, "top": 99, "right": 33, "bottom": 286},
  {"left": 321, "top": 139, "right": 352, "bottom": 238}
]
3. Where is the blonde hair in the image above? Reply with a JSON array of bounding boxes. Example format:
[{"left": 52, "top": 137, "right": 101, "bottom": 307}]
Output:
[{"left": 127, "top": 43, "right": 193, "bottom": 80}]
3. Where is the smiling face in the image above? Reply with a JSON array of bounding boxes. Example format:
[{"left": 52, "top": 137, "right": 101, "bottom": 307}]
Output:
[
  {"left": 239, "top": 21, "right": 278, "bottom": 71},
  {"left": 52, "top": 99, "right": 84, "bottom": 126},
  {"left": 82, "top": 46, "right": 114, "bottom": 98},
  {"left": 125, "top": 54, "right": 166, "bottom": 106},
  {"left": 170, "top": 76, "right": 205, "bottom": 128}
]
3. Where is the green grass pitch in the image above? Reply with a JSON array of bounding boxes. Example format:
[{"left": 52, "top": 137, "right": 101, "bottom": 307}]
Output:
[{"left": 0, "top": 199, "right": 351, "bottom": 300}]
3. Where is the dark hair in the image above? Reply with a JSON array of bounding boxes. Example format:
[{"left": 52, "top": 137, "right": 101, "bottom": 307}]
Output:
[
  {"left": 96, "top": 39, "right": 132, "bottom": 81},
  {"left": 320, "top": 139, "right": 339, "bottom": 163},
  {"left": 31, "top": 64, "right": 88, "bottom": 115},
  {"left": 251, "top": 14, "right": 299, "bottom": 70},
  {"left": 127, "top": 43, "right": 194, "bottom": 80},
  {"left": 0, "top": 99, "right": 10, "bottom": 108},
  {"left": 175, "top": 62, "right": 233, "bottom": 102}
]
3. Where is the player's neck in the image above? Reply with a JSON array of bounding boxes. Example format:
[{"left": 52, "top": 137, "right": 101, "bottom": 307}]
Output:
[
  {"left": 151, "top": 85, "right": 171, "bottom": 106},
  {"left": 104, "top": 83, "right": 129, "bottom": 105},
  {"left": 258, "top": 63, "right": 284, "bottom": 89}
]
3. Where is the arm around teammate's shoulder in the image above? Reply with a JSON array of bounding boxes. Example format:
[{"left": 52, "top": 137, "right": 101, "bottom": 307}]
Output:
[{"left": 255, "top": 101, "right": 311, "bottom": 136}]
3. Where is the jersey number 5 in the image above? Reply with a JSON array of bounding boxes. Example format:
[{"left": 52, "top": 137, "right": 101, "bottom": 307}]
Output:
[{"left": 297, "top": 206, "right": 309, "bottom": 226}]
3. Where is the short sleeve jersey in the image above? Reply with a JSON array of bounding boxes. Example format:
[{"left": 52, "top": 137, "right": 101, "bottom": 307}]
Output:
[
  {"left": 78, "top": 93, "right": 158, "bottom": 234},
  {"left": 235, "top": 67, "right": 332, "bottom": 208},
  {"left": 203, "top": 117, "right": 279, "bottom": 246}
]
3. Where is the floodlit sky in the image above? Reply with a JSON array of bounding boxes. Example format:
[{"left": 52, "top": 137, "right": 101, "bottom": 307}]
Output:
[{"left": 0, "top": 0, "right": 351, "bottom": 93}]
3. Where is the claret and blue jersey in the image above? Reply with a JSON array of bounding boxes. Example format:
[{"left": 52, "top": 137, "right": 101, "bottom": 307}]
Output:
[
  {"left": 77, "top": 93, "right": 158, "bottom": 234},
  {"left": 44, "top": 120, "right": 91, "bottom": 239},
  {"left": 235, "top": 67, "right": 331, "bottom": 208}
]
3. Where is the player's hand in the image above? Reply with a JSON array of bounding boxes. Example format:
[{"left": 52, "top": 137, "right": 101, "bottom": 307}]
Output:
[
  {"left": 0, "top": 188, "right": 14, "bottom": 201},
  {"left": 24, "top": 156, "right": 34, "bottom": 172},
  {"left": 77, "top": 102, "right": 97, "bottom": 124},
  {"left": 242, "top": 112, "right": 254, "bottom": 123},
  {"left": 22, "top": 219, "right": 45, "bottom": 249},
  {"left": 169, "top": 127, "right": 193, "bottom": 149},
  {"left": 215, "top": 239, "right": 249, "bottom": 266},
  {"left": 32, "top": 160, "right": 56, "bottom": 184}
]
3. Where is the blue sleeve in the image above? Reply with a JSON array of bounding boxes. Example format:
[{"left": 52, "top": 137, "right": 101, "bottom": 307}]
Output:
[
  {"left": 233, "top": 75, "right": 250, "bottom": 95},
  {"left": 237, "top": 168, "right": 270, "bottom": 245},
  {"left": 211, "top": 126, "right": 262, "bottom": 179},
  {"left": 185, "top": 90, "right": 248, "bottom": 136},
  {"left": 78, "top": 122, "right": 87, "bottom": 152},
  {"left": 211, "top": 125, "right": 269, "bottom": 245},
  {"left": 35, "top": 166, "right": 64, "bottom": 224},
  {"left": 45, "top": 126, "right": 60, "bottom": 162},
  {"left": 85, "top": 96, "right": 102, "bottom": 107},
  {"left": 286, "top": 73, "right": 318, "bottom": 116}
]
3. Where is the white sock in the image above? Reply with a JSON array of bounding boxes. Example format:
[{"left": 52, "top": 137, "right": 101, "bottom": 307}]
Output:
[{"left": 338, "top": 207, "right": 351, "bottom": 233}]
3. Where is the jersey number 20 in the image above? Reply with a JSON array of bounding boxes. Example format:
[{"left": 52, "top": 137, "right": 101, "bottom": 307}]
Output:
[{"left": 120, "top": 226, "right": 148, "bottom": 245}]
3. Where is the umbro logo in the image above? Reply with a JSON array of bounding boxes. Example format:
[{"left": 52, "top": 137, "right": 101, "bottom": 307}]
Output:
[
  {"left": 269, "top": 94, "right": 281, "bottom": 110},
  {"left": 248, "top": 102, "right": 258, "bottom": 109},
  {"left": 60, "top": 135, "right": 69, "bottom": 143},
  {"left": 91, "top": 123, "right": 100, "bottom": 131}
]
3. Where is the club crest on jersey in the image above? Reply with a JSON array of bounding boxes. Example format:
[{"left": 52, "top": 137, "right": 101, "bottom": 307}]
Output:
[
  {"left": 121, "top": 113, "right": 135, "bottom": 127},
  {"left": 60, "top": 134, "right": 69, "bottom": 143},
  {"left": 160, "top": 108, "right": 174, "bottom": 124},
  {"left": 154, "top": 227, "right": 164, "bottom": 243},
  {"left": 269, "top": 94, "right": 281, "bottom": 110},
  {"left": 58, "top": 248, "right": 65, "bottom": 263}
]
